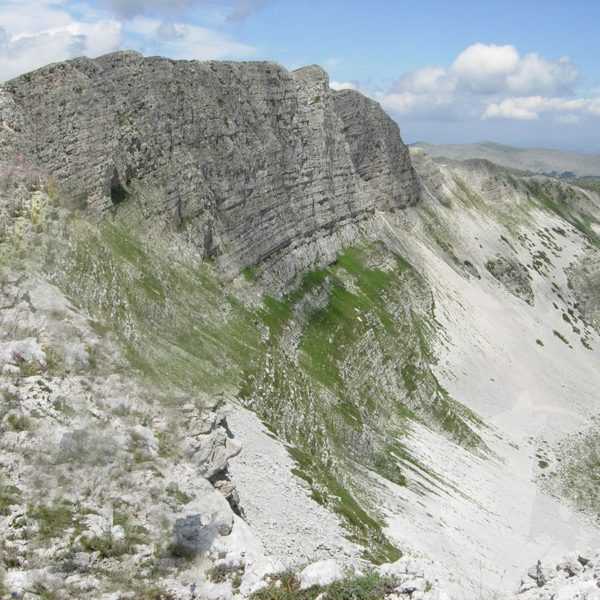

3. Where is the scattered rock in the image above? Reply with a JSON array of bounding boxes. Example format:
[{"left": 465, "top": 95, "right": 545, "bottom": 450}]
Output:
[{"left": 299, "top": 559, "right": 344, "bottom": 590}]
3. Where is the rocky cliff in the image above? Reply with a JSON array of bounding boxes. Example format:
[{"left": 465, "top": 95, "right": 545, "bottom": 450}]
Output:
[{"left": 0, "top": 51, "right": 420, "bottom": 282}]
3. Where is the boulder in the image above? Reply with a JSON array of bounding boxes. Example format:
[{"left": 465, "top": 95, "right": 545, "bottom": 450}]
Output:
[{"left": 299, "top": 559, "right": 344, "bottom": 590}]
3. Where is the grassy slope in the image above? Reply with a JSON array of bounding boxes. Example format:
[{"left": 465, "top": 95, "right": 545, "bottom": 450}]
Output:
[{"left": 39, "top": 210, "right": 486, "bottom": 564}]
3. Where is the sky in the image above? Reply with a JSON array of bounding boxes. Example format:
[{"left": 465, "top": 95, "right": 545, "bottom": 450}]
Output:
[{"left": 1, "top": 0, "right": 599, "bottom": 151}]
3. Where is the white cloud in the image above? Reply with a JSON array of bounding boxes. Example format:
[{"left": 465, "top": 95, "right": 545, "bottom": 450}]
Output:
[
  {"left": 375, "top": 89, "right": 477, "bottom": 121},
  {"left": 104, "top": 0, "right": 194, "bottom": 18},
  {"left": 398, "top": 65, "right": 456, "bottom": 94},
  {"left": 330, "top": 80, "right": 357, "bottom": 91},
  {"left": 0, "top": 0, "right": 259, "bottom": 82},
  {"left": 225, "top": 0, "right": 272, "bottom": 25},
  {"left": 451, "top": 43, "right": 520, "bottom": 94},
  {"left": 376, "top": 91, "right": 444, "bottom": 115},
  {"left": 100, "top": 0, "right": 271, "bottom": 24},
  {"left": 371, "top": 42, "right": 594, "bottom": 127},
  {"left": 0, "top": 0, "right": 75, "bottom": 33},
  {"left": 391, "top": 43, "right": 580, "bottom": 101},
  {"left": 0, "top": 14, "right": 123, "bottom": 82},
  {"left": 149, "top": 22, "right": 256, "bottom": 59},
  {"left": 506, "top": 53, "right": 579, "bottom": 95},
  {"left": 555, "top": 114, "right": 581, "bottom": 125},
  {"left": 484, "top": 96, "right": 600, "bottom": 121}
]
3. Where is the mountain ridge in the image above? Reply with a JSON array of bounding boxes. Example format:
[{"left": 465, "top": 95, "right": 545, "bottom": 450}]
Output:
[
  {"left": 0, "top": 51, "right": 420, "bottom": 290},
  {"left": 413, "top": 140, "right": 600, "bottom": 178}
]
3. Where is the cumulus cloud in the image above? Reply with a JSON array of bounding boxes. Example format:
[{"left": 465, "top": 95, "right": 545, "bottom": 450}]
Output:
[
  {"left": 506, "top": 53, "right": 579, "bottom": 95},
  {"left": 330, "top": 81, "right": 357, "bottom": 91},
  {"left": 395, "top": 43, "right": 580, "bottom": 99},
  {"left": 0, "top": 1, "right": 123, "bottom": 81},
  {"left": 397, "top": 65, "right": 456, "bottom": 94},
  {"left": 0, "top": 0, "right": 260, "bottom": 82},
  {"left": 103, "top": 0, "right": 195, "bottom": 18},
  {"left": 100, "top": 0, "right": 270, "bottom": 24},
  {"left": 484, "top": 96, "right": 600, "bottom": 121},
  {"left": 225, "top": 0, "right": 272, "bottom": 25},
  {"left": 451, "top": 43, "right": 520, "bottom": 94},
  {"left": 125, "top": 16, "right": 255, "bottom": 59},
  {"left": 150, "top": 22, "right": 256, "bottom": 59},
  {"left": 373, "top": 42, "right": 595, "bottom": 126},
  {"left": 376, "top": 91, "right": 455, "bottom": 119}
]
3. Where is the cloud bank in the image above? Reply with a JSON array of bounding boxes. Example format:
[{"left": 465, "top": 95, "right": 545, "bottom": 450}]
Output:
[
  {"left": 375, "top": 42, "right": 596, "bottom": 127},
  {"left": 0, "top": 0, "right": 261, "bottom": 82}
]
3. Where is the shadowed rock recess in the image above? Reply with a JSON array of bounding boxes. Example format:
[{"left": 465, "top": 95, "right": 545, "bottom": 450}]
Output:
[{"left": 0, "top": 51, "right": 419, "bottom": 281}]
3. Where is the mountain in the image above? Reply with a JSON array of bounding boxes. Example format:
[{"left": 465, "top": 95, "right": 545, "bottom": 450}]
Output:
[
  {"left": 413, "top": 141, "right": 600, "bottom": 179},
  {"left": 1, "top": 53, "right": 599, "bottom": 600},
  {"left": 0, "top": 50, "right": 418, "bottom": 286}
]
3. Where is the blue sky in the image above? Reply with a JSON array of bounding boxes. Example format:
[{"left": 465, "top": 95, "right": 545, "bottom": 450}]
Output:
[{"left": 1, "top": 0, "right": 599, "bottom": 150}]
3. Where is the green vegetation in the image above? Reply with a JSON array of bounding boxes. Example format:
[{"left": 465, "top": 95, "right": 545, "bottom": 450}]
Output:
[
  {"left": 0, "top": 483, "right": 21, "bottom": 516},
  {"left": 27, "top": 501, "right": 79, "bottom": 540},
  {"left": 6, "top": 413, "right": 29, "bottom": 431},
  {"left": 165, "top": 487, "right": 193, "bottom": 505},
  {"left": 485, "top": 255, "right": 534, "bottom": 305},
  {"left": 251, "top": 571, "right": 397, "bottom": 600},
  {"left": 45, "top": 217, "right": 260, "bottom": 393},
  {"left": 207, "top": 562, "right": 245, "bottom": 584},
  {"left": 80, "top": 533, "right": 129, "bottom": 559},
  {"left": 552, "top": 330, "right": 570, "bottom": 346},
  {"left": 39, "top": 212, "right": 486, "bottom": 564},
  {"left": 570, "top": 177, "right": 600, "bottom": 194},
  {"left": 454, "top": 176, "right": 484, "bottom": 209},
  {"left": 544, "top": 428, "right": 600, "bottom": 523},
  {"left": 526, "top": 181, "right": 600, "bottom": 247},
  {"left": 240, "top": 245, "right": 485, "bottom": 561}
]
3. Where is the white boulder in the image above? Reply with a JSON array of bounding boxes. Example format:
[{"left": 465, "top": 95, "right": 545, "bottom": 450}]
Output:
[{"left": 299, "top": 559, "right": 344, "bottom": 590}]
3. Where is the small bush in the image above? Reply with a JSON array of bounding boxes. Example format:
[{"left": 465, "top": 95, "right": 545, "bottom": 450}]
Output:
[
  {"left": 80, "top": 533, "right": 128, "bottom": 559},
  {"left": 166, "top": 487, "right": 193, "bottom": 505},
  {"left": 251, "top": 571, "right": 395, "bottom": 600},
  {"left": 27, "top": 502, "right": 77, "bottom": 540},
  {"left": 6, "top": 413, "right": 29, "bottom": 431},
  {"left": 0, "top": 484, "right": 21, "bottom": 516},
  {"left": 207, "top": 560, "right": 245, "bottom": 585}
]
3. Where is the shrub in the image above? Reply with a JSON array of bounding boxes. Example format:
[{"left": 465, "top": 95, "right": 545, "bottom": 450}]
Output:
[{"left": 250, "top": 570, "right": 396, "bottom": 600}]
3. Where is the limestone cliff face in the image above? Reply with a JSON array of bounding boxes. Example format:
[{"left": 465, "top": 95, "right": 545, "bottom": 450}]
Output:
[{"left": 0, "top": 51, "right": 420, "bottom": 276}]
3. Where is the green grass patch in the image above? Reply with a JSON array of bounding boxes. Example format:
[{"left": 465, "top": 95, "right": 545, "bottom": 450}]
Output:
[
  {"left": 251, "top": 570, "right": 397, "bottom": 600},
  {"left": 0, "top": 484, "right": 21, "bottom": 516},
  {"left": 27, "top": 501, "right": 80, "bottom": 540}
]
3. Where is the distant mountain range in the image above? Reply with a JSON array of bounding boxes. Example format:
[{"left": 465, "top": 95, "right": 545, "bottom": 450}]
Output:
[{"left": 413, "top": 140, "right": 600, "bottom": 178}]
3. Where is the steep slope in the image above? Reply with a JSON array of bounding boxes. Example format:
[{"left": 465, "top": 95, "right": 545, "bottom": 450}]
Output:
[
  {"left": 378, "top": 149, "right": 600, "bottom": 596},
  {"left": 1, "top": 54, "right": 600, "bottom": 600}
]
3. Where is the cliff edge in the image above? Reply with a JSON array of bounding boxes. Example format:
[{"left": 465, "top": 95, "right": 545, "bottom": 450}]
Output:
[{"left": 0, "top": 51, "right": 420, "bottom": 281}]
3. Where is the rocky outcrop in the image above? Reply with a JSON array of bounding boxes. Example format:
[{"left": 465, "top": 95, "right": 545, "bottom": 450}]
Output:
[
  {"left": 517, "top": 550, "right": 600, "bottom": 599},
  {"left": 485, "top": 254, "right": 534, "bottom": 305},
  {"left": 0, "top": 51, "right": 420, "bottom": 281}
]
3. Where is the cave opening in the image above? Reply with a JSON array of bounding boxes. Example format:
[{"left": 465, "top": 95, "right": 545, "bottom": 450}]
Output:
[{"left": 110, "top": 168, "right": 128, "bottom": 205}]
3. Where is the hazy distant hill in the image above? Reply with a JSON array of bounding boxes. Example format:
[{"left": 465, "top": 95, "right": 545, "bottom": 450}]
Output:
[{"left": 414, "top": 140, "right": 600, "bottom": 178}]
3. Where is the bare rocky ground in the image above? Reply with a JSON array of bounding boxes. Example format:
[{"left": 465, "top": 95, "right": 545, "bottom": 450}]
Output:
[{"left": 517, "top": 550, "right": 600, "bottom": 599}]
